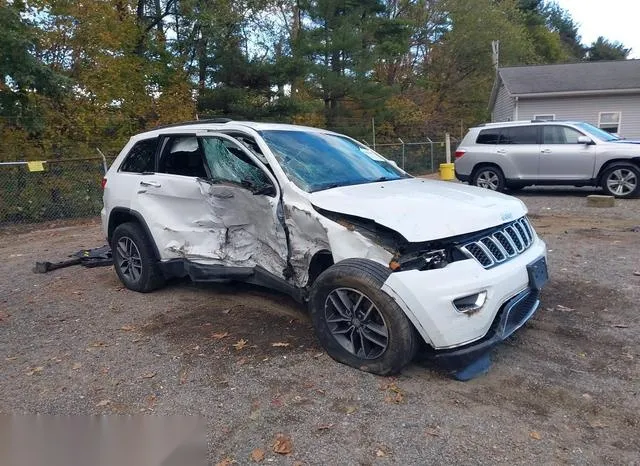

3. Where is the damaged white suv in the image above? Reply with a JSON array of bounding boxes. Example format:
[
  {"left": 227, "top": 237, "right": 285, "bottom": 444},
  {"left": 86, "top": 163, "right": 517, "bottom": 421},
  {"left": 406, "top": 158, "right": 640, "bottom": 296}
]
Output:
[{"left": 102, "top": 119, "right": 548, "bottom": 378}]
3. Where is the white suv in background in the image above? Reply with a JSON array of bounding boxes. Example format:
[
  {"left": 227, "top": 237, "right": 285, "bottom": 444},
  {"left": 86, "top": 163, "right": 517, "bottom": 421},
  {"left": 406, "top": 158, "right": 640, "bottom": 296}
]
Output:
[
  {"left": 102, "top": 119, "right": 548, "bottom": 379},
  {"left": 455, "top": 120, "right": 640, "bottom": 198}
]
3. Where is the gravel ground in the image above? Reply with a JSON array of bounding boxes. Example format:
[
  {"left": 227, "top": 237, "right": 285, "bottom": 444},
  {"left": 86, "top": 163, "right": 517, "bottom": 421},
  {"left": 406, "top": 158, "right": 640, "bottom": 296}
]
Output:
[{"left": 1, "top": 188, "right": 639, "bottom": 465}]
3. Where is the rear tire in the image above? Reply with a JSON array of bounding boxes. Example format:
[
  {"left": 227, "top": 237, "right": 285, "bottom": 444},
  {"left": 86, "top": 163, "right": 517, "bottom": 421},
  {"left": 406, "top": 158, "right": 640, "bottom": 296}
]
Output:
[
  {"left": 472, "top": 165, "right": 506, "bottom": 192},
  {"left": 309, "top": 258, "right": 419, "bottom": 375},
  {"left": 601, "top": 164, "right": 640, "bottom": 198},
  {"left": 111, "top": 222, "right": 165, "bottom": 292}
]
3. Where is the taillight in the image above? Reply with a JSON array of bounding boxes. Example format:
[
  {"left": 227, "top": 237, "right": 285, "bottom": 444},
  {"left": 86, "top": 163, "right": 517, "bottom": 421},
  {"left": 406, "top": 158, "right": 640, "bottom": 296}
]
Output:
[
  {"left": 454, "top": 150, "right": 466, "bottom": 159},
  {"left": 101, "top": 178, "right": 107, "bottom": 189}
]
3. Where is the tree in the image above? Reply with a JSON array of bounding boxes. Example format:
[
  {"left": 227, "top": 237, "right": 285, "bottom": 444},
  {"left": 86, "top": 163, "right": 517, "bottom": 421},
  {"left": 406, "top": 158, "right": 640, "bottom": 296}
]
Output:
[{"left": 585, "top": 36, "right": 630, "bottom": 61}]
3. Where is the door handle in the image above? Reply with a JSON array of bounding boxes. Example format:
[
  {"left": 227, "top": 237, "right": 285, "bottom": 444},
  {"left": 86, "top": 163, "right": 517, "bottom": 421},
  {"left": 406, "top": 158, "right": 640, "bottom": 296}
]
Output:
[
  {"left": 540, "top": 149, "right": 552, "bottom": 154},
  {"left": 496, "top": 149, "right": 506, "bottom": 154},
  {"left": 139, "top": 180, "right": 161, "bottom": 188}
]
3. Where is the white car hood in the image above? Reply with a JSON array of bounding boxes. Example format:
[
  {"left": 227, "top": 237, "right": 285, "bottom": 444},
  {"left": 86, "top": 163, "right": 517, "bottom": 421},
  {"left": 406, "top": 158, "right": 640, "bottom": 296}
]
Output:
[{"left": 309, "top": 178, "right": 527, "bottom": 242}]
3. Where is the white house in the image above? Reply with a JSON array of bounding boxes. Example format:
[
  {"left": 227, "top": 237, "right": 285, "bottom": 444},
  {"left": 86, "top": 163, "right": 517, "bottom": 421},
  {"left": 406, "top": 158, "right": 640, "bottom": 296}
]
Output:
[{"left": 489, "top": 60, "right": 640, "bottom": 138}]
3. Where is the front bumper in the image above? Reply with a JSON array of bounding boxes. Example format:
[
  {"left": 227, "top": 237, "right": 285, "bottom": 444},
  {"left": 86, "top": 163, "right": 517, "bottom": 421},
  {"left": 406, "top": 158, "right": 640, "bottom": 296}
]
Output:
[{"left": 381, "top": 236, "right": 547, "bottom": 350}]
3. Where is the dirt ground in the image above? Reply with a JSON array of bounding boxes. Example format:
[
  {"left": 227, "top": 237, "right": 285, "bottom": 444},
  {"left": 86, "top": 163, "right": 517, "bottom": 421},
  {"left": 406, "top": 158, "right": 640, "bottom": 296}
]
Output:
[{"left": 1, "top": 188, "right": 639, "bottom": 465}]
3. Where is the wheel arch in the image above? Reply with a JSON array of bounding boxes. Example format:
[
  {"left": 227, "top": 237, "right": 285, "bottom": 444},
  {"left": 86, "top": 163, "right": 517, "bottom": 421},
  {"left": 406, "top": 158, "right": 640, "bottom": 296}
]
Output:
[
  {"left": 596, "top": 157, "right": 640, "bottom": 184},
  {"left": 108, "top": 208, "right": 161, "bottom": 261},
  {"left": 306, "top": 249, "right": 334, "bottom": 288}
]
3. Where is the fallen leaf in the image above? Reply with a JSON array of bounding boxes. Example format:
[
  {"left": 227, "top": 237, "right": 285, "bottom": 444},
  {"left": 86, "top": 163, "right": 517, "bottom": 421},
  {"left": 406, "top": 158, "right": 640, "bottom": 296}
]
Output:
[
  {"left": 120, "top": 325, "right": 135, "bottom": 331},
  {"left": 612, "top": 324, "right": 629, "bottom": 328},
  {"left": 250, "top": 448, "right": 265, "bottom": 462},
  {"left": 345, "top": 406, "right": 358, "bottom": 414},
  {"left": 221, "top": 308, "right": 231, "bottom": 314},
  {"left": 424, "top": 427, "right": 441, "bottom": 437},
  {"left": 381, "top": 382, "right": 405, "bottom": 404},
  {"left": 313, "top": 352, "right": 324, "bottom": 358},
  {"left": 271, "top": 342, "right": 290, "bottom": 347},
  {"left": 216, "top": 458, "right": 234, "bottom": 466},
  {"left": 27, "top": 366, "right": 44, "bottom": 375},
  {"left": 556, "top": 305, "right": 574, "bottom": 312},
  {"left": 589, "top": 419, "right": 609, "bottom": 428},
  {"left": 141, "top": 372, "right": 156, "bottom": 379},
  {"left": 529, "top": 431, "right": 541, "bottom": 440},
  {"left": 72, "top": 362, "right": 82, "bottom": 370},
  {"left": 6, "top": 356, "right": 18, "bottom": 361},
  {"left": 96, "top": 399, "right": 111, "bottom": 407},
  {"left": 233, "top": 339, "right": 248, "bottom": 351},
  {"left": 212, "top": 332, "right": 230, "bottom": 339},
  {"left": 317, "top": 423, "right": 334, "bottom": 430},
  {"left": 375, "top": 448, "right": 387, "bottom": 457},
  {"left": 272, "top": 433, "right": 293, "bottom": 455}
]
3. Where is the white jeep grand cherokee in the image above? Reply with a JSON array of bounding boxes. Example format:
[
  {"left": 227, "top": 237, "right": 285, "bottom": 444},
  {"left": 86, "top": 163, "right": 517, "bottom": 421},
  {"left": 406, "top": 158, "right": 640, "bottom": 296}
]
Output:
[{"left": 102, "top": 119, "right": 548, "bottom": 378}]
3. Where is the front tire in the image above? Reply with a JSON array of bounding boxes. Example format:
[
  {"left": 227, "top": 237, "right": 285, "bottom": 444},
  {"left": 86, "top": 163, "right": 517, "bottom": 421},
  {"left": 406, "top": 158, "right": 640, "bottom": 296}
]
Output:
[
  {"left": 309, "top": 259, "right": 419, "bottom": 375},
  {"left": 472, "top": 165, "right": 506, "bottom": 192},
  {"left": 601, "top": 164, "right": 640, "bottom": 198},
  {"left": 111, "top": 222, "right": 165, "bottom": 292}
]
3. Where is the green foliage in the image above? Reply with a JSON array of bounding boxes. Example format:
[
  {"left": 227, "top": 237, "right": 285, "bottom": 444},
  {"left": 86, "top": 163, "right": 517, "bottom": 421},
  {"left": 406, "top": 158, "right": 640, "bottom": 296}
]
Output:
[{"left": 585, "top": 37, "right": 631, "bottom": 61}]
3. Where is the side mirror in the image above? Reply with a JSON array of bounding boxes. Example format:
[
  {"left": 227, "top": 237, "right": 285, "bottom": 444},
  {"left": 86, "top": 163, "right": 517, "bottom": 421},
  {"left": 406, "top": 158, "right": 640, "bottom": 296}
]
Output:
[
  {"left": 389, "top": 160, "right": 400, "bottom": 169},
  {"left": 577, "top": 135, "right": 592, "bottom": 145}
]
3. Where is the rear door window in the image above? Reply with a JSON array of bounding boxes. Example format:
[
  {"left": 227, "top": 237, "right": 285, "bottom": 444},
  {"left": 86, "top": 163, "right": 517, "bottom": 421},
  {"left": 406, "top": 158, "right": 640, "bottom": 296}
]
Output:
[
  {"left": 499, "top": 126, "right": 538, "bottom": 144},
  {"left": 119, "top": 138, "right": 158, "bottom": 173},
  {"left": 476, "top": 128, "right": 501, "bottom": 144}
]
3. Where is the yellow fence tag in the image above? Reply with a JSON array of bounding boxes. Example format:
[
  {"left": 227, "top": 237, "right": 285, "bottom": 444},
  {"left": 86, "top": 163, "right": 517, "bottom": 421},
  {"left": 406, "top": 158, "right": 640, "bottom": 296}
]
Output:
[{"left": 27, "top": 161, "right": 45, "bottom": 172}]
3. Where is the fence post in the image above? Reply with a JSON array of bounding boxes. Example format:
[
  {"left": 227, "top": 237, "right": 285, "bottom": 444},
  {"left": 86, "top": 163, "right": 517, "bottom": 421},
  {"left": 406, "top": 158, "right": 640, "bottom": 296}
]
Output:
[
  {"left": 371, "top": 118, "right": 376, "bottom": 150},
  {"left": 397, "top": 138, "right": 405, "bottom": 170},
  {"left": 96, "top": 148, "right": 108, "bottom": 175},
  {"left": 426, "top": 137, "right": 434, "bottom": 173}
]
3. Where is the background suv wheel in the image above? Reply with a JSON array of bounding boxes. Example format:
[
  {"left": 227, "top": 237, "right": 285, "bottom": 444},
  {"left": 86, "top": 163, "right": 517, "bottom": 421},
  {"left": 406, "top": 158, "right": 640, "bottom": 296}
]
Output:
[
  {"left": 309, "top": 258, "right": 419, "bottom": 375},
  {"left": 111, "top": 222, "right": 165, "bottom": 292},
  {"left": 472, "top": 166, "right": 506, "bottom": 192},
  {"left": 601, "top": 164, "right": 640, "bottom": 198}
]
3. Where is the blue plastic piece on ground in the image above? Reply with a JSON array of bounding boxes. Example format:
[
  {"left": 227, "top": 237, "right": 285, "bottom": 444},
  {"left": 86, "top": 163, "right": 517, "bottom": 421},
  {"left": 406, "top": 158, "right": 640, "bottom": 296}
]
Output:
[{"left": 452, "top": 354, "right": 492, "bottom": 381}]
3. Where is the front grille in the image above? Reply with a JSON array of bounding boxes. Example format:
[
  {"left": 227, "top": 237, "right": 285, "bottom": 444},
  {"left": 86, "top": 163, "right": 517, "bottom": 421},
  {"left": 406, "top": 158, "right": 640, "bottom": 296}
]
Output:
[{"left": 459, "top": 217, "right": 534, "bottom": 268}]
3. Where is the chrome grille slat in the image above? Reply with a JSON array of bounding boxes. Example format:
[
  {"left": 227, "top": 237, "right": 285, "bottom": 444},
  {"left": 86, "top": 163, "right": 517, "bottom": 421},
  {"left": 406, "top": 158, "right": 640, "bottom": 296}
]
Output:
[{"left": 459, "top": 217, "right": 535, "bottom": 269}]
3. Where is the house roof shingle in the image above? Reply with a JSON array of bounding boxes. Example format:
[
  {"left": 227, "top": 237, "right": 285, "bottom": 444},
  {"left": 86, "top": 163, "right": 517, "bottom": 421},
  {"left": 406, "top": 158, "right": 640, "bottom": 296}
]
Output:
[{"left": 499, "top": 59, "right": 640, "bottom": 95}]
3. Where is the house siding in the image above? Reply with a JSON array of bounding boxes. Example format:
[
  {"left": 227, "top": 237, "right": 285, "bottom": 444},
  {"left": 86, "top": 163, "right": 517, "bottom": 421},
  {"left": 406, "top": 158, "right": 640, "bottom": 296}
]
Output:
[
  {"left": 517, "top": 94, "right": 640, "bottom": 138},
  {"left": 492, "top": 83, "right": 515, "bottom": 122}
]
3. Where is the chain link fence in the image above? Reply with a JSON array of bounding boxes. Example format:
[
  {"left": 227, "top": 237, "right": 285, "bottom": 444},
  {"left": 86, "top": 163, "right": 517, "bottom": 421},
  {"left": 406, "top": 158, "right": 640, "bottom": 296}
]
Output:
[
  {"left": 0, "top": 156, "right": 109, "bottom": 227},
  {"left": 372, "top": 138, "right": 456, "bottom": 174},
  {"left": 0, "top": 138, "right": 456, "bottom": 228}
]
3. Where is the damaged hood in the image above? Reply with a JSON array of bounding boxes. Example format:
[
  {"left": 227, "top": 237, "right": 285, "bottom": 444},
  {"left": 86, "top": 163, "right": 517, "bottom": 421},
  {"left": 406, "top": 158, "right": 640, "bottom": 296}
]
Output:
[{"left": 309, "top": 178, "right": 527, "bottom": 242}]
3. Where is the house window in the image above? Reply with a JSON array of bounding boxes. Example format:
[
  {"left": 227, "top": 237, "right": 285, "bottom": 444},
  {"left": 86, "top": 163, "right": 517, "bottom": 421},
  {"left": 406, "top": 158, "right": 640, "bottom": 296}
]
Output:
[
  {"left": 533, "top": 114, "right": 555, "bottom": 121},
  {"left": 598, "top": 112, "right": 621, "bottom": 134}
]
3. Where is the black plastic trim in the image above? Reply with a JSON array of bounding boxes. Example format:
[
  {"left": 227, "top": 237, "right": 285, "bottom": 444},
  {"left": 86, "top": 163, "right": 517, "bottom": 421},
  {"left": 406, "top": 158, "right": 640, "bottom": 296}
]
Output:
[{"left": 157, "top": 259, "right": 306, "bottom": 303}]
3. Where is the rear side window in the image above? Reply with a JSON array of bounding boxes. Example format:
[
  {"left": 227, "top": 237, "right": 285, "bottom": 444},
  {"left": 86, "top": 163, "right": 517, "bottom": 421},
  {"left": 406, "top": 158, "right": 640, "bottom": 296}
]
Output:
[
  {"left": 499, "top": 126, "right": 538, "bottom": 144},
  {"left": 476, "top": 128, "right": 501, "bottom": 144},
  {"left": 119, "top": 138, "right": 158, "bottom": 173}
]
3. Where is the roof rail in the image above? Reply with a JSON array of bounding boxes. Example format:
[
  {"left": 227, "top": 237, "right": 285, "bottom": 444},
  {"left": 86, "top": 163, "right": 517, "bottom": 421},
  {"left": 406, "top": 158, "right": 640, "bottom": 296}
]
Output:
[{"left": 152, "top": 118, "right": 232, "bottom": 130}]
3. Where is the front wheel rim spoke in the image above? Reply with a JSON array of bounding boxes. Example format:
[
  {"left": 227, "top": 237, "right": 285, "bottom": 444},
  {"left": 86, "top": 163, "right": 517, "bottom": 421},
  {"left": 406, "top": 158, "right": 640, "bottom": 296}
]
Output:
[{"left": 325, "top": 288, "right": 388, "bottom": 360}]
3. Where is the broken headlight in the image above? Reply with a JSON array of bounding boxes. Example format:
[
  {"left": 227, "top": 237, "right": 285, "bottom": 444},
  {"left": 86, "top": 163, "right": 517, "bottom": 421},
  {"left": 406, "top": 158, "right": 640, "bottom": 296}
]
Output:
[{"left": 389, "top": 249, "right": 448, "bottom": 272}]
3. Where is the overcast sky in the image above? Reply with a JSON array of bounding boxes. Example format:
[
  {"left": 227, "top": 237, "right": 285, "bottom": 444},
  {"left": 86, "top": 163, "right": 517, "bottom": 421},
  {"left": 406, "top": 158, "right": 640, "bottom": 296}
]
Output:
[{"left": 557, "top": 0, "right": 638, "bottom": 58}]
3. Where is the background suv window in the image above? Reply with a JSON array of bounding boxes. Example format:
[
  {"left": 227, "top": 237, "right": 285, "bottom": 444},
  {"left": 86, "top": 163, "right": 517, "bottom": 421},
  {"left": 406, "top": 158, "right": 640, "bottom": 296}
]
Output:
[
  {"left": 119, "top": 138, "right": 158, "bottom": 173},
  {"left": 476, "top": 128, "right": 501, "bottom": 144},
  {"left": 499, "top": 126, "right": 538, "bottom": 144},
  {"left": 543, "top": 126, "right": 582, "bottom": 144}
]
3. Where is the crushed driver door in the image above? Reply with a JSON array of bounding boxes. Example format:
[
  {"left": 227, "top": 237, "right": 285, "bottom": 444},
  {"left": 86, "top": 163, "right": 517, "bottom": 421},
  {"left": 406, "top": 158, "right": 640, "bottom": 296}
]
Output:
[{"left": 134, "top": 132, "right": 289, "bottom": 279}]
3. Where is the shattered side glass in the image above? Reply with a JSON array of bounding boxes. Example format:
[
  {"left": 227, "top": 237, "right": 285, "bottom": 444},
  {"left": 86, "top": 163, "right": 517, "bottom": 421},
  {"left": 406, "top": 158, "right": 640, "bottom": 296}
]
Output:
[
  {"left": 201, "top": 137, "right": 272, "bottom": 192},
  {"left": 260, "top": 130, "right": 407, "bottom": 192}
]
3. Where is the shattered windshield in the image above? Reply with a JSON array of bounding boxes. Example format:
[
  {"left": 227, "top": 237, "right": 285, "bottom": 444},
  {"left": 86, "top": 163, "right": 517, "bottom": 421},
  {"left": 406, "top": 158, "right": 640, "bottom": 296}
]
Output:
[{"left": 260, "top": 130, "right": 408, "bottom": 192}]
